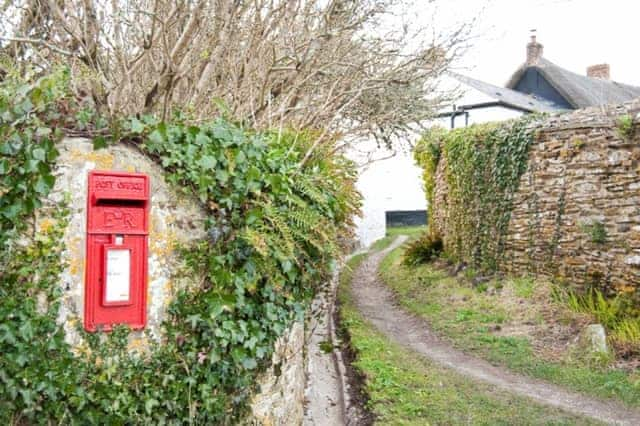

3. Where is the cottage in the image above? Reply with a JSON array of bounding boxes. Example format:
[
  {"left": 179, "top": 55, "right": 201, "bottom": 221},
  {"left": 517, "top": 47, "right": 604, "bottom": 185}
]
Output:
[
  {"left": 353, "top": 34, "right": 640, "bottom": 248},
  {"left": 441, "top": 35, "right": 640, "bottom": 128}
]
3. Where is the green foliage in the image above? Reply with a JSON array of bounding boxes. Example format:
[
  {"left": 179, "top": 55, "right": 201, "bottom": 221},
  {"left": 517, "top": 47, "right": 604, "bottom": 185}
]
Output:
[
  {"left": 0, "top": 70, "right": 360, "bottom": 423},
  {"left": 617, "top": 114, "right": 635, "bottom": 139},
  {"left": 413, "top": 127, "right": 444, "bottom": 221},
  {"left": 512, "top": 276, "right": 535, "bottom": 298},
  {"left": 562, "top": 288, "right": 621, "bottom": 328},
  {"left": 611, "top": 319, "right": 640, "bottom": 355},
  {"left": 0, "top": 67, "right": 69, "bottom": 252},
  {"left": 0, "top": 207, "right": 73, "bottom": 423},
  {"left": 402, "top": 233, "right": 443, "bottom": 266},
  {"left": 414, "top": 117, "right": 538, "bottom": 270},
  {"left": 580, "top": 220, "right": 607, "bottom": 244},
  {"left": 553, "top": 286, "right": 640, "bottom": 356}
]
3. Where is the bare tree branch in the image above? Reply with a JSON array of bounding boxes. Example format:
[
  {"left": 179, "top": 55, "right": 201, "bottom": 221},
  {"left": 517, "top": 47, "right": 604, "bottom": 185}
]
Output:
[{"left": 2, "top": 0, "right": 471, "bottom": 151}]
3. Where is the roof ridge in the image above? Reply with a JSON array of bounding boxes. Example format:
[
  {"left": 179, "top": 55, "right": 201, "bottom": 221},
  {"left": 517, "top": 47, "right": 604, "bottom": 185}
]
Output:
[
  {"left": 539, "top": 58, "right": 640, "bottom": 89},
  {"left": 506, "top": 57, "right": 640, "bottom": 108}
]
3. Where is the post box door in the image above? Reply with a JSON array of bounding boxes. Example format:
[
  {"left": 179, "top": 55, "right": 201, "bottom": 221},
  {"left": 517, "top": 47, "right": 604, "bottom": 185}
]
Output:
[{"left": 84, "top": 171, "right": 149, "bottom": 332}]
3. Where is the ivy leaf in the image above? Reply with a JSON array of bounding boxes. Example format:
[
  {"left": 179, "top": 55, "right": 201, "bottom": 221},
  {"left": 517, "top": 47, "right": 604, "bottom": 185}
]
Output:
[
  {"left": 195, "top": 132, "right": 210, "bottom": 146},
  {"left": 236, "top": 151, "right": 247, "bottom": 165},
  {"left": 130, "top": 118, "right": 145, "bottom": 133},
  {"left": 199, "top": 155, "right": 217, "bottom": 170},
  {"left": 36, "top": 127, "right": 52, "bottom": 137},
  {"left": 148, "top": 129, "right": 165, "bottom": 146},
  {"left": 145, "top": 398, "right": 159, "bottom": 415},
  {"left": 15, "top": 353, "right": 29, "bottom": 367},
  {"left": 34, "top": 174, "right": 55, "bottom": 194},
  {"left": 93, "top": 136, "right": 107, "bottom": 150},
  {"left": 32, "top": 148, "right": 46, "bottom": 161},
  {"left": 3, "top": 202, "right": 23, "bottom": 219},
  {"left": 187, "top": 314, "right": 201, "bottom": 329},
  {"left": 0, "top": 159, "right": 9, "bottom": 174},
  {"left": 242, "top": 357, "right": 257, "bottom": 370},
  {"left": 216, "top": 169, "right": 229, "bottom": 184},
  {"left": 281, "top": 260, "right": 292, "bottom": 273}
]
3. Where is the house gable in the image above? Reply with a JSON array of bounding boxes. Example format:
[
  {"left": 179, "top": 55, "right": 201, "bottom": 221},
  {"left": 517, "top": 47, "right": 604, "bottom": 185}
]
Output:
[{"left": 512, "top": 68, "right": 574, "bottom": 109}]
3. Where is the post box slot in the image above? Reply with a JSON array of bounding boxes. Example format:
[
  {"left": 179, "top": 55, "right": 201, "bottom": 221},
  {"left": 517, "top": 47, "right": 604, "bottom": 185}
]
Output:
[{"left": 94, "top": 198, "right": 146, "bottom": 207}]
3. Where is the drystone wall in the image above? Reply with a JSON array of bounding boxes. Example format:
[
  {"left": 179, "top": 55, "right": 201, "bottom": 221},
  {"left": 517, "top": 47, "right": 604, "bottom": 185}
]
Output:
[
  {"left": 41, "top": 138, "right": 305, "bottom": 424},
  {"left": 249, "top": 321, "right": 306, "bottom": 425},
  {"left": 46, "top": 138, "right": 207, "bottom": 347},
  {"left": 432, "top": 100, "right": 640, "bottom": 292},
  {"left": 431, "top": 153, "right": 449, "bottom": 244},
  {"left": 503, "top": 101, "right": 640, "bottom": 292}
]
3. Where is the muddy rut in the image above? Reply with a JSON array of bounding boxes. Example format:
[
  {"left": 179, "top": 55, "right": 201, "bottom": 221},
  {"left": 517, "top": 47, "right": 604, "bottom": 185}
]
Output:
[{"left": 351, "top": 236, "right": 640, "bottom": 426}]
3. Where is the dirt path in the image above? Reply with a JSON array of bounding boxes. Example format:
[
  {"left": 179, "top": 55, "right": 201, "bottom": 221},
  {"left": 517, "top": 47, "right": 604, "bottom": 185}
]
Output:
[{"left": 351, "top": 236, "right": 640, "bottom": 426}]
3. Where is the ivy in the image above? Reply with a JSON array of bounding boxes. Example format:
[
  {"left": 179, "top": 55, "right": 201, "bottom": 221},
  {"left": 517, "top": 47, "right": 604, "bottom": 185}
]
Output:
[
  {"left": 414, "top": 117, "right": 539, "bottom": 270},
  {"left": 0, "top": 67, "right": 70, "bottom": 253},
  {"left": 0, "top": 70, "right": 360, "bottom": 423},
  {"left": 413, "top": 126, "right": 444, "bottom": 223}
]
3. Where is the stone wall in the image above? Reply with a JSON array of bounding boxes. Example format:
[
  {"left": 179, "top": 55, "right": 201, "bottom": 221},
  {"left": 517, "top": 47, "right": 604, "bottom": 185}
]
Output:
[
  {"left": 42, "top": 138, "right": 208, "bottom": 348},
  {"left": 41, "top": 138, "right": 305, "bottom": 423},
  {"left": 249, "top": 321, "right": 305, "bottom": 425},
  {"left": 433, "top": 100, "right": 640, "bottom": 292},
  {"left": 431, "top": 154, "right": 449, "bottom": 242},
  {"left": 504, "top": 101, "right": 640, "bottom": 291}
]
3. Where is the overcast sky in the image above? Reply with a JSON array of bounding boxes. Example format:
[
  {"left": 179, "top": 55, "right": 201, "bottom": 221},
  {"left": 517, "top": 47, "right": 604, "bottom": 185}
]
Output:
[{"left": 430, "top": 0, "right": 640, "bottom": 87}]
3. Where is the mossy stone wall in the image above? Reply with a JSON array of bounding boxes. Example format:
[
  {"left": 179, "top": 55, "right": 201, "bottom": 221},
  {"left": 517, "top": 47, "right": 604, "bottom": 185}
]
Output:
[
  {"left": 504, "top": 102, "right": 640, "bottom": 293},
  {"left": 431, "top": 100, "right": 640, "bottom": 293},
  {"left": 41, "top": 138, "right": 305, "bottom": 423}
]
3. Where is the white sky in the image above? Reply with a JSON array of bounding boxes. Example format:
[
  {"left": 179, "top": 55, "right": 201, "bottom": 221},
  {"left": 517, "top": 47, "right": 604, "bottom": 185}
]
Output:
[{"left": 429, "top": 0, "right": 640, "bottom": 87}]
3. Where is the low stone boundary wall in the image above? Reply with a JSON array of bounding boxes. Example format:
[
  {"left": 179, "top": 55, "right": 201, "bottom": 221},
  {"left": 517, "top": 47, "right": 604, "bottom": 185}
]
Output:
[
  {"left": 431, "top": 100, "right": 640, "bottom": 292},
  {"left": 503, "top": 102, "right": 640, "bottom": 292},
  {"left": 46, "top": 138, "right": 306, "bottom": 424}
]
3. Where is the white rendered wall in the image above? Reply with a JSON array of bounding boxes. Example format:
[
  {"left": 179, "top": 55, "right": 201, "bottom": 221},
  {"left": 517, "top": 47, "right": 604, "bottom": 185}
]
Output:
[
  {"left": 437, "top": 76, "right": 526, "bottom": 128},
  {"left": 349, "top": 141, "right": 426, "bottom": 248},
  {"left": 437, "top": 105, "right": 523, "bottom": 129},
  {"left": 349, "top": 78, "right": 525, "bottom": 248}
]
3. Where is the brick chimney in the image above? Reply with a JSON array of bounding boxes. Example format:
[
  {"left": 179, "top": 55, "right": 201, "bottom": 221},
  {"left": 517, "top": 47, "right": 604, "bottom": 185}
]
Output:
[
  {"left": 526, "top": 33, "right": 544, "bottom": 66},
  {"left": 587, "top": 63, "right": 610, "bottom": 80}
]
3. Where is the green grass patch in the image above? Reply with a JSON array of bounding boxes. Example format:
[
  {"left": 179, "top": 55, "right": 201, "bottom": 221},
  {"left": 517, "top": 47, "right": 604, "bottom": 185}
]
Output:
[
  {"left": 378, "top": 243, "right": 640, "bottom": 408},
  {"left": 513, "top": 276, "right": 536, "bottom": 298},
  {"left": 386, "top": 225, "right": 427, "bottom": 238},
  {"left": 369, "top": 225, "right": 426, "bottom": 252},
  {"left": 337, "top": 251, "right": 598, "bottom": 425}
]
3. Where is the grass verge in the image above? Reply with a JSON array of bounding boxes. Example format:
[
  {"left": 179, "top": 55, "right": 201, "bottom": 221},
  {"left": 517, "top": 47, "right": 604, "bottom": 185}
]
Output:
[
  {"left": 378, "top": 240, "right": 640, "bottom": 408},
  {"left": 336, "top": 240, "right": 598, "bottom": 425},
  {"left": 369, "top": 225, "right": 426, "bottom": 252}
]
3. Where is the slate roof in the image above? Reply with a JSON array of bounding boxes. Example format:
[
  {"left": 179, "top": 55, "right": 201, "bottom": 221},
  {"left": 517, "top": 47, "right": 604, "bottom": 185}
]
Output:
[
  {"left": 506, "top": 58, "right": 640, "bottom": 109},
  {"left": 450, "top": 72, "right": 565, "bottom": 113}
]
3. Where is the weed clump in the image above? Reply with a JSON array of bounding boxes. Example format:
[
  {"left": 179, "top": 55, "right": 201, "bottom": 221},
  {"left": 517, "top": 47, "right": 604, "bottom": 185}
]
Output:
[
  {"left": 402, "top": 233, "right": 443, "bottom": 266},
  {"left": 580, "top": 220, "right": 607, "bottom": 244},
  {"left": 552, "top": 286, "right": 640, "bottom": 357},
  {"left": 617, "top": 115, "right": 635, "bottom": 140}
]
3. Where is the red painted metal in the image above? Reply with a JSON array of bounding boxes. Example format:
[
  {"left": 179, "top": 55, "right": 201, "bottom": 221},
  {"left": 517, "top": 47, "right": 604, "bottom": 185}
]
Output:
[{"left": 84, "top": 170, "right": 150, "bottom": 332}]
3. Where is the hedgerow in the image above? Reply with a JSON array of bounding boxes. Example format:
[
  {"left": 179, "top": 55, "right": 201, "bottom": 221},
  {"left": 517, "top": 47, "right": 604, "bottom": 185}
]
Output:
[
  {"left": 0, "top": 68, "right": 359, "bottom": 423},
  {"left": 414, "top": 117, "right": 538, "bottom": 270}
]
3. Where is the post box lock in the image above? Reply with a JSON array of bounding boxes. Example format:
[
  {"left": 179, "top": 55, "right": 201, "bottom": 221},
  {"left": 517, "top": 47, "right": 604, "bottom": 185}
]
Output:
[{"left": 84, "top": 171, "right": 150, "bottom": 332}]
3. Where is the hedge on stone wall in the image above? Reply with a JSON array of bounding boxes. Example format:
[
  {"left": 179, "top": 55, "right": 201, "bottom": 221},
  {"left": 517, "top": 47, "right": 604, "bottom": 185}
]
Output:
[
  {"left": 0, "top": 69, "right": 360, "bottom": 424},
  {"left": 414, "top": 117, "right": 538, "bottom": 270}
]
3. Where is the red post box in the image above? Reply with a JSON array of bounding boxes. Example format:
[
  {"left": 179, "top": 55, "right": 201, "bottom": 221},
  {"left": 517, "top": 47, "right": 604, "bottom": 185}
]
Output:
[{"left": 84, "top": 171, "right": 150, "bottom": 332}]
